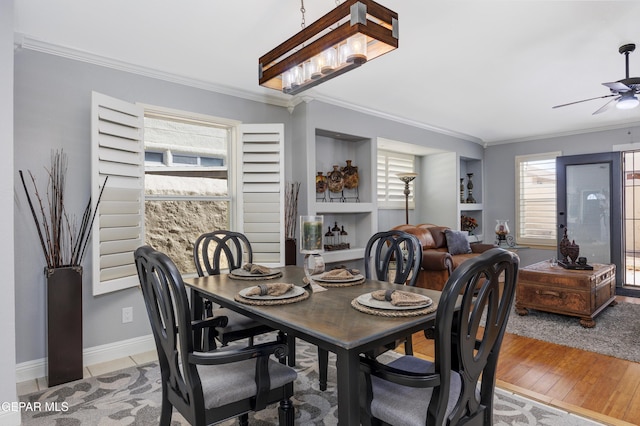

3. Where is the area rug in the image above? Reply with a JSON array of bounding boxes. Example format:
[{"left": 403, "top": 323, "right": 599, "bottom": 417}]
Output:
[
  {"left": 505, "top": 301, "right": 640, "bottom": 363},
  {"left": 21, "top": 338, "right": 604, "bottom": 425}
]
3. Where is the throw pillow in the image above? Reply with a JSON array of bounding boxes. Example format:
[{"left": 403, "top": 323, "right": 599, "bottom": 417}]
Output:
[{"left": 444, "top": 229, "right": 472, "bottom": 255}]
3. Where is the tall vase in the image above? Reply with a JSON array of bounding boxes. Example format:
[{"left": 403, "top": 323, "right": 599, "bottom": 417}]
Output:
[
  {"left": 466, "top": 173, "right": 476, "bottom": 203},
  {"left": 47, "top": 266, "right": 83, "bottom": 386}
]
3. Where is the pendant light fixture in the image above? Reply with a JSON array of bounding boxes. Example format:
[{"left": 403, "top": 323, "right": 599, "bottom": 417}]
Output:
[{"left": 259, "top": 0, "right": 398, "bottom": 95}]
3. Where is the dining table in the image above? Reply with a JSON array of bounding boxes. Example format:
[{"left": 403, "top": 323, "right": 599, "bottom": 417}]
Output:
[{"left": 183, "top": 265, "right": 442, "bottom": 425}]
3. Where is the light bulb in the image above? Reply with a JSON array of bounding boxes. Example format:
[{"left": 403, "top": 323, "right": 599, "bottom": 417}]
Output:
[{"left": 617, "top": 95, "right": 640, "bottom": 110}]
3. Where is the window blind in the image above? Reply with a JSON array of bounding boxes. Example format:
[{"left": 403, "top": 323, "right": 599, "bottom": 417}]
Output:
[{"left": 515, "top": 152, "right": 560, "bottom": 246}]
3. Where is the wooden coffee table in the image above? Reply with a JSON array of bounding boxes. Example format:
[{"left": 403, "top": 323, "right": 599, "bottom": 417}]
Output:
[{"left": 515, "top": 261, "right": 616, "bottom": 328}]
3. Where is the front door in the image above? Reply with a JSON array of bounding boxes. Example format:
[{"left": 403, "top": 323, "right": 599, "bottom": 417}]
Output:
[{"left": 556, "top": 152, "right": 624, "bottom": 288}]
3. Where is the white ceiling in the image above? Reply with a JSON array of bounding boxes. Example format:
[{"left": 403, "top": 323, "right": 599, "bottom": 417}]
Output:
[{"left": 13, "top": 0, "right": 640, "bottom": 145}]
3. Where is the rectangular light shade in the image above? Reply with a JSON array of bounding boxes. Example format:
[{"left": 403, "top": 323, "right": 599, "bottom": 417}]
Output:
[{"left": 259, "top": 0, "right": 398, "bottom": 95}]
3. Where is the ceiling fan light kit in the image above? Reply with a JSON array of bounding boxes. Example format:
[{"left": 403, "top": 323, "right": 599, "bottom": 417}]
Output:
[
  {"left": 616, "top": 93, "right": 639, "bottom": 110},
  {"left": 258, "top": 0, "right": 398, "bottom": 95},
  {"left": 554, "top": 43, "right": 640, "bottom": 114}
]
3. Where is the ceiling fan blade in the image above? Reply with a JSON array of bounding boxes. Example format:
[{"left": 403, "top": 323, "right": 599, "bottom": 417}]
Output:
[
  {"left": 552, "top": 94, "right": 616, "bottom": 109},
  {"left": 602, "top": 81, "right": 631, "bottom": 92},
  {"left": 592, "top": 97, "right": 619, "bottom": 115}
]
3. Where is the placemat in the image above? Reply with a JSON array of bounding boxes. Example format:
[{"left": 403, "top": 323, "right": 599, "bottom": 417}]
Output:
[
  {"left": 351, "top": 298, "right": 438, "bottom": 317},
  {"left": 303, "top": 276, "right": 365, "bottom": 287},
  {"left": 235, "top": 289, "right": 310, "bottom": 305},
  {"left": 229, "top": 271, "right": 283, "bottom": 281}
]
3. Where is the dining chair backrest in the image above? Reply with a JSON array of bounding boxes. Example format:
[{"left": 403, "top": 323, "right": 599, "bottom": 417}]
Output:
[
  {"left": 134, "top": 246, "right": 201, "bottom": 418},
  {"left": 364, "top": 230, "right": 423, "bottom": 286},
  {"left": 134, "top": 245, "right": 296, "bottom": 426},
  {"left": 358, "top": 247, "right": 518, "bottom": 426},
  {"left": 431, "top": 247, "right": 519, "bottom": 425},
  {"left": 193, "top": 230, "right": 253, "bottom": 277}
]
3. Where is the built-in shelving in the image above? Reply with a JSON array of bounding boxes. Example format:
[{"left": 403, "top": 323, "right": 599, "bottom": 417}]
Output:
[
  {"left": 308, "top": 129, "right": 377, "bottom": 264},
  {"left": 459, "top": 157, "right": 484, "bottom": 242}
]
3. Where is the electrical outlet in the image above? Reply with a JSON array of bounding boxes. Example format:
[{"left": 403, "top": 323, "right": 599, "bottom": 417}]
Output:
[{"left": 122, "top": 307, "right": 133, "bottom": 323}]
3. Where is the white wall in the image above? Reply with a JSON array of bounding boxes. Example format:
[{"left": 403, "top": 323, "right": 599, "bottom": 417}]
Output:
[{"left": 1, "top": 2, "right": 19, "bottom": 424}]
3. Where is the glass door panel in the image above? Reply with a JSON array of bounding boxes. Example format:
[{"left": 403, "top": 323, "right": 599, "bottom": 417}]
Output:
[{"left": 557, "top": 152, "right": 622, "bottom": 286}]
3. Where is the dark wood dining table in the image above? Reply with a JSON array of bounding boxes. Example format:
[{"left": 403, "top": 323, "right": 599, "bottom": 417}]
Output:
[{"left": 184, "top": 265, "right": 442, "bottom": 425}]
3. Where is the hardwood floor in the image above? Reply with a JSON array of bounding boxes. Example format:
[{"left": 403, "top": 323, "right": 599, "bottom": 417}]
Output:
[{"left": 411, "top": 296, "right": 640, "bottom": 426}]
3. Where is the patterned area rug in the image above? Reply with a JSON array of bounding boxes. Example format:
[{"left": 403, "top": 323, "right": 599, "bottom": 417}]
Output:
[
  {"left": 506, "top": 301, "right": 640, "bottom": 363},
  {"left": 21, "top": 338, "right": 604, "bottom": 425}
]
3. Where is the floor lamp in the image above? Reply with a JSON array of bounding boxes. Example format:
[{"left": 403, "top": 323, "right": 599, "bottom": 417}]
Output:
[{"left": 397, "top": 173, "right": 418, "bottom": 225}]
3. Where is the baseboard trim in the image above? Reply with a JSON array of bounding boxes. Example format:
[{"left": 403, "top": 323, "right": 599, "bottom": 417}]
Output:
[{"left": 16, "top": 334, "right": 155, "bottom": 383}]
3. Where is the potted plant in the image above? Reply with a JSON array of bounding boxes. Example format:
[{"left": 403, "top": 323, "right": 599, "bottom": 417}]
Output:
[
  {"left": 19, "top": 150, "right": 107, "bottom": 386},
  {"left": 461, "top": 214, "right": 479, "bottom": 234}
]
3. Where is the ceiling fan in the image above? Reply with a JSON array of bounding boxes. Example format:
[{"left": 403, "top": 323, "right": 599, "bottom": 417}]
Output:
[{"left": 553, "top": 43, "right": 640, "bottom": 114}]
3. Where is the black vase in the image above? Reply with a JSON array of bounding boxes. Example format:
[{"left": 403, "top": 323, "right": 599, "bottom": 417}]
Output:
[{"left": 47, "top": 266, "right": 83, "bottom": 386}]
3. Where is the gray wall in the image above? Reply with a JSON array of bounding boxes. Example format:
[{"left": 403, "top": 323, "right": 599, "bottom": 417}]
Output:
[
  {"left": 2, "top": 1, "right": 18, "bottom": 424},
  {"left": 14, "top": 50, "right": 292, "bottom": 364},
  {"left": 484, "top": 126, "right": 640, "bottom": 267}
]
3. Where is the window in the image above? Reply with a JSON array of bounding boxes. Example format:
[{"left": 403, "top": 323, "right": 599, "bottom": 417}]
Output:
[
  {"left": 92, "top": 92, "right": 285, "bottom": 295},
  {"left": 143, "top": 110, "right": 233, "bottom": 275},
  {"left": 377, "top": 150, "right": 416, "bottom": 208},
  {"left": 515, "top": 152, "right": 560, "bottom": 246}
]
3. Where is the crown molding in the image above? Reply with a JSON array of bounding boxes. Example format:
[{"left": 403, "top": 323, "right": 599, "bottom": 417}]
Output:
[
  {"left": 13, "top": 33, "right": 485, "bottom": 145},
  {"left": 484, "top": 119, "right": 640, "bottom": 146},
  {"left": 14, "top": 33, "right": 291, "bottom": 109},
  {"left": 305, "top": 92, "right": 483, "bottom": 145}
]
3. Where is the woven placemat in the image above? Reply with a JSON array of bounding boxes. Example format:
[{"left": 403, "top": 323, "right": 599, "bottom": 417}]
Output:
[
  {"left": 302, "top": 277, "right": 365, "bottom": 287},
  {"left": 235, "top": 289, "right": 309, "bottom": 305},
  {"left": 351, "top": 299, "right": 438, "bottom": 317},
  {"left": 229, "top": 271, "right": 283, "bottom": 281}
]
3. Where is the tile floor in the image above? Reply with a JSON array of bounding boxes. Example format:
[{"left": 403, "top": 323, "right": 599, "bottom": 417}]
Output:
[{"left": 16, "top": 350, "right": 159, "bottom": 397}]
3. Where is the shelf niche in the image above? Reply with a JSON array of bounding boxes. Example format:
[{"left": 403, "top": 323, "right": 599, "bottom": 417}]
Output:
[{"left": 310, "top": 129, "right": 376, "bottom": 265}]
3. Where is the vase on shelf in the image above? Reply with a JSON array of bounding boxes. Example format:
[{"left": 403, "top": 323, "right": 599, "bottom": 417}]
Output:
[
  {"left": 342, "top": 160, "right": 359, "bottom": 189},
  {"left": 315, "top": 172, "right": 328, "bottom": 193},
  {"left": 328, "top": 165, "right": 344, "bottom": 193},
  {"left": 460, "top": 178, "right": 465, "bottom": 203},
  {"left": 466, "top": 173, "right": 476, "bottom": 203}
]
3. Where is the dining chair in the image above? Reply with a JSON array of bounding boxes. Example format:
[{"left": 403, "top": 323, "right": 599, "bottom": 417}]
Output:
[
  {"left": 359, "top": 247, "right": 519, "bottom": 426},
  {"left": 192, "top": 230, "right": 275, "bottom": 351},
  {"left": 134, "top": 245, "right": 296, "bottom": 426},
  {"left": 317, "top": 230, "right": 423, "bottom": 391}
]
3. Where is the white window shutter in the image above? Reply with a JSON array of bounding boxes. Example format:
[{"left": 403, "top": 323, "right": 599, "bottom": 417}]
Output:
[
  {"left": 238, "top": 124, "right": 284, "bottom": 265},
  {"left": 91, "top": 92, "right": 144, "bottom": 295}
]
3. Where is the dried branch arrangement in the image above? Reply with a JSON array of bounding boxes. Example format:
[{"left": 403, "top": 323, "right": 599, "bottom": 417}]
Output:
[
  {"left": 19, "top": 150, "right": 107, "bottom": 269},
  {"left": 284, "top": 181, "right": 300, "bottom": 240}
]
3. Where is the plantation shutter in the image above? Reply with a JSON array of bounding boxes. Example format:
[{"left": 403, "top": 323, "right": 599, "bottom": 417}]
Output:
[
  {"left": 237, "top": 124, "right": 284, "bottom": 266},
  {"left": 91, "top": 92, "right": 144, "bottom": 295},
  {"left": 377, "top": 150, "right": 415, "bottom": 208}
]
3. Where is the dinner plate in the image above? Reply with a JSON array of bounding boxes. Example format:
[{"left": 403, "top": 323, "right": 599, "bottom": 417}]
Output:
[
  {"left": 356, "top": 293, "right": 433, "bottom": 311},
  {"left": 311, "top": 273, "right": 364, "bottom": 283},
  {"left": 239, "top": 285, "right": 305, "bottom": 300},
  {"left": 230, "top": 268, "right": 281, "bottom": 278}
]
